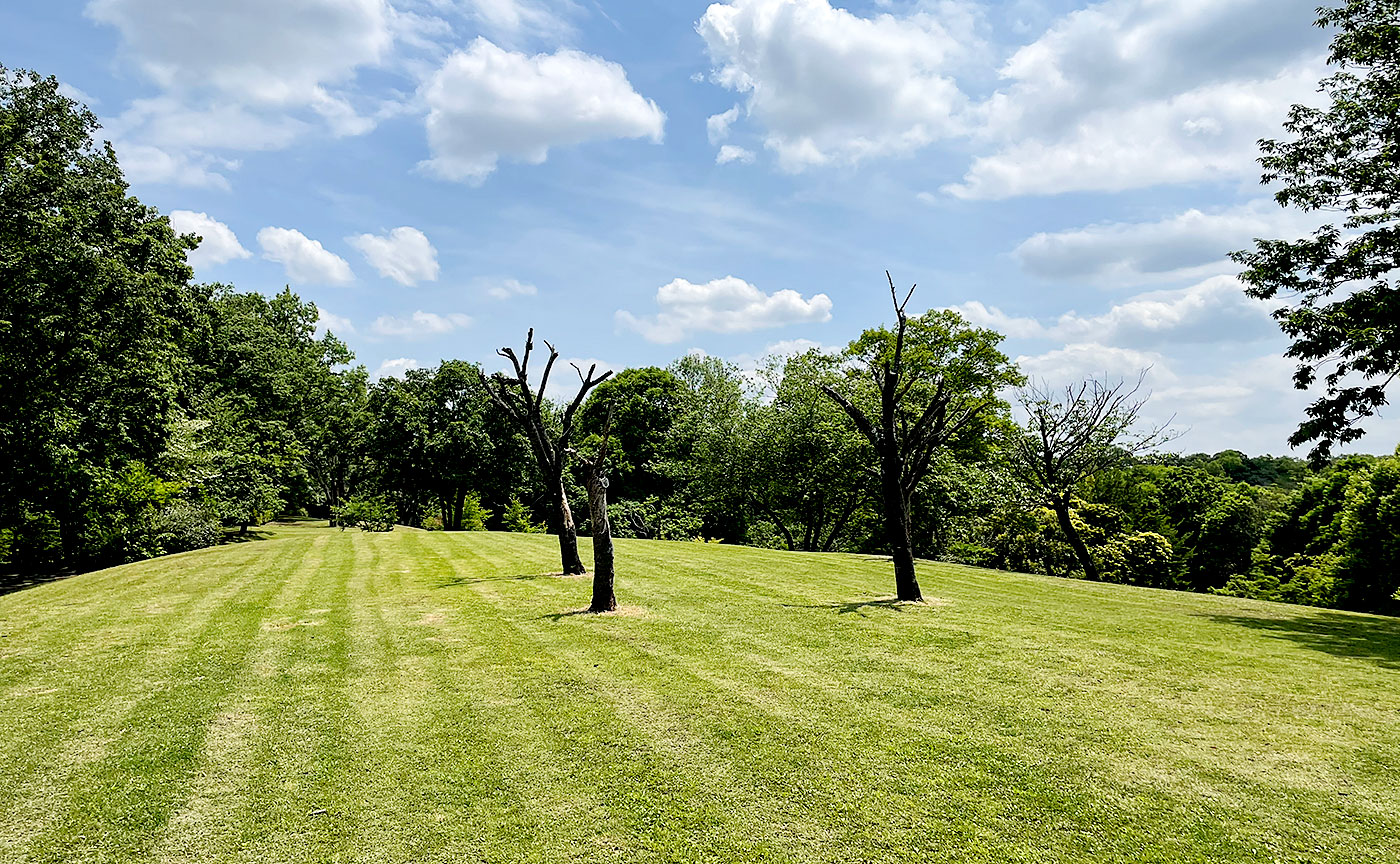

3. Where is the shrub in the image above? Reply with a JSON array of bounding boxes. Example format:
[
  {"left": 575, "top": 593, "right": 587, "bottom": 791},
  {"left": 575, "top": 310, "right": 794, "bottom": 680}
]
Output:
[
  {"left": 501, "top": 498, "right": 545, "bottom": 533},
  {"left": 150, "top": 499, "right": 222, "bottom": 553},
  {"left": 336, "top": 497, "right": 396, "bottom": 532}
]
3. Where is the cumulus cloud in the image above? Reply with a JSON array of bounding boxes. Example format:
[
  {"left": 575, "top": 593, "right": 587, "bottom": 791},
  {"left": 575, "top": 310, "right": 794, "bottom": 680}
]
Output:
[
  {"left": 947, "top": 65, "right": 1323, "bottom": 199},
  {"left": 1014, "top": 199, "right": 1321, "bottom": 282},
  {"left": 257, "top": 227, "right": 355, "bottom": 285},
  {"left": 945, "top": 0, "right": 1326, "bottom": 198},
  {"left": 371, "top": 310, "right": 472, "bottom": 338},
  {"left": 696, "top": 0, "right": 972, "bottom": 170},
  {"left": 716, "top": 145, "right": 755, "bottom": 165},
  {"left": 85, "top": 0, "right": 395, "bottom": 186},
  {"left": 315, "top": 306, "right": 356, "bottom": 336},
  {"left": 168, "top": 210, "right": 251, "bottom": 268},
  {"left": 374, "top": 357, "right": 420, "bottom": 379},
  {"left": 483, "top": 278, "right": 537, "bottom": 299},
  {"left": 616, "top": 276, "right": 833, "bottom": 343},
  {"left": 348, "top": 226, "right": 440, "bottom": 286},
  {"left": 85, "top": 0, "right": 390, "bottom": 105},
  {"left": 951, "top": 276, "right": 1277, "bottom": 347},
  {"left": 420, "top": 38, "right": 665, "bottom": 184}
]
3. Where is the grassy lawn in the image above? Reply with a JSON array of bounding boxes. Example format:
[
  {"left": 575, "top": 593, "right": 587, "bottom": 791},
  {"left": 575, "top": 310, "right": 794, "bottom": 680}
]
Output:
[{"left": 0, "top": 524, "right": 1396, "bottom": 863}]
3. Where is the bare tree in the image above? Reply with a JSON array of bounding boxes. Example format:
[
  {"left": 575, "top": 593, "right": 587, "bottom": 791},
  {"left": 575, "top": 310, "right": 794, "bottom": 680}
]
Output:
[
  {"left": 1009, "top": 374, "right": 1175, "bottom": 581},
  {"left": 482, "top": 329, "right": 611, "bottom": 575},
  {"left": 819, "top": 273, "right": 1020, "bottom": 602},
  {"left": 571, "top": 399, "right": 617, "bottom": 612}
]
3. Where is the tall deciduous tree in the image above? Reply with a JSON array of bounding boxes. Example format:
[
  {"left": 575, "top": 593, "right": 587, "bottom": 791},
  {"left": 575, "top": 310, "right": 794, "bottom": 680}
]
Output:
[
  {"left": 1, "top": 66, "right": 204, "bottom": 569},
  {"left": 1008, "top": 376, "right": 1174, "bottom": 581},
  {"left": 483, "top": 330, "right": 611, "bottom": 575},
  {"left": 819, "top": 275, "right": 1020, "bottom": 601},
  {"left": 1232, "top": 0, "right": 1400, "bottom": 461}
]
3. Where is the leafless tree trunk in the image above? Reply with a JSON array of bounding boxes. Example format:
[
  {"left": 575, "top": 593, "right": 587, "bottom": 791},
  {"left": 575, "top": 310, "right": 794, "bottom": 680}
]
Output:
[
  {"left": 481, "top": 329, "right": 611, "bottom": 576},
  {"left": 1009, "top": 375, "right": 1176, "bottom": 581},
  {"left": 574, "top": 400, "right": 617, "bottom": 612}
]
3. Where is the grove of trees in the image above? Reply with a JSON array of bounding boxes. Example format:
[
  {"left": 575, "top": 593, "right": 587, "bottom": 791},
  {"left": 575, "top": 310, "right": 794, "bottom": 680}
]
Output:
[{"left": 5, "top": 0, "right": 1400, "bottom": 619}]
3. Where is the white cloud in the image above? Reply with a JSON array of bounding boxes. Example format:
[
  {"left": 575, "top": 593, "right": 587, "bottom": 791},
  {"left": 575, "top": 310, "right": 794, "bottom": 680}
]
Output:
[
  {"left": 420, "top": 38, "right": 665, "bottom": 184},
  {"left": 257, "top": 227, "right": 355, "bottom": 285},
  {"left": 85, "top": 0, "right": 396, "bottom": 186},
  {"left": 945, "top": 0, "right": 1326, "bottom": 198},
  {"left": 716, "top": 145, "right": 755, "bottom": 165},
  {"left": 315, "top": 306, "right": 356, "bottom": 336},
  {"left": 948, "top": 64, "right": 1323, "bottom": 199},
  {"left": 168, "top": 210, "right": 251, "bottom": 267},
  {"left": 115, "top": 143, "right": 233, "bottom": 189},
  {"left": 696, "top": 0, "right": 973, "bottom": 170},
  {"left": 464, "top": 0, "right": 573, "bottom": 42},
  {"left": 85, "top": 0, "right": 391, "bottom": 106},
  {"left": 1015, "top": 343, "right": 1171, "bottom": 390},
  {"left": 371, "top": 310, "right": 472, "bottom": 338},
  {"left": 374, "top": 357, "right": 420, "bottom": 379},
  {"left": 483, "top": 278, "right": 537, "bottom": 299},
  {"left": 707, "top": 104, "right": 742, "bottom": 144},
  {"left": 1014, "top": 199, "right": 1321, "bottom": 282},
  {"left": 951, "top": 276, "right": 1277, "bottom": 347},
  {"left": 348, "top": 226, "right": 440, "bottom": 286},
  {"left": 616, "top": 276, "right": 833, "bottom": 343}
]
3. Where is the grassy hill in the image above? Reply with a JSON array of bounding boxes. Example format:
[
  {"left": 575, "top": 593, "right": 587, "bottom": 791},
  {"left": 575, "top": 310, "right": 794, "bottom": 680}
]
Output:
[{"left": 0, "top": 524, "right": 1396, "bottom": 863}]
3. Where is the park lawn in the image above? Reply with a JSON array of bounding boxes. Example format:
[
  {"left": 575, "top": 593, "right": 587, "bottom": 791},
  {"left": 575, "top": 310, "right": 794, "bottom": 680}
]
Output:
[{"left": 0, "top": 525, "right": 1395, "bottom": 863}]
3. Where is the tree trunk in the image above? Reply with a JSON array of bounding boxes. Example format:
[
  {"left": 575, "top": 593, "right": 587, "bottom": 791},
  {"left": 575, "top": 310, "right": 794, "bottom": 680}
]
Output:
[
  {"left": 584, "top": 469, "right": 616, "bottom": 612},
  {"left": 882, "top": 469, "right": 922, "bottom": 601},
  {"left": 550, "top": 474, "right": 586, "bottom": 575},
  {"left": 1052, "top": 498, "right": 1098, "bottom": 581}
]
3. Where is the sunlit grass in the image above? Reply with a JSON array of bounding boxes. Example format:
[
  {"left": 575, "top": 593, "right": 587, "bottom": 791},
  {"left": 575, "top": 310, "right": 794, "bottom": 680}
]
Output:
[{"left": 0, "top": 524, "right": 1395, "bottom": 862}]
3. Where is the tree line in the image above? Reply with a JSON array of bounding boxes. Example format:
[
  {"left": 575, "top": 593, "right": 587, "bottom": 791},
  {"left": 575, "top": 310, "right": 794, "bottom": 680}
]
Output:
[{"left": 4, "top": 0, "right": 1399, "bottom": 617}]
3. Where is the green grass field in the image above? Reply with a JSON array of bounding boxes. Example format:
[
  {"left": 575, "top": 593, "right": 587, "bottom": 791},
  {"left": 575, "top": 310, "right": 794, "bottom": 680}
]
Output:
[{"left": 0, "top": 524, "right": 1396, "bottom": 863}]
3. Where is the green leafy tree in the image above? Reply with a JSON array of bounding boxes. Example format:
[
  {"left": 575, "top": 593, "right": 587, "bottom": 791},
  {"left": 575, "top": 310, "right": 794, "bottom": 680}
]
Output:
[
  {"left": 1232, "top": 1, "right": 1400, "bottom": 460},
  {"left": 820, "top": 276, "right": 1021, "bottom": 601},
  {"left": 577, "top": 367, "right": 686, "bottom": 501},
  {"left": 1, "top": 67, "right": 205, "bottom": 570},
  {"left": 747, "top": 350, "right": 875, "bottom": 552}
]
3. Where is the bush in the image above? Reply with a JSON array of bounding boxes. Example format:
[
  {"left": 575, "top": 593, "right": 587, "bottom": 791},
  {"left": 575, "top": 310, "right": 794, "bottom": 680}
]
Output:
[
  {"left": 335, "top": 497, "right": 396, "bottom": 532},
  {"left": 501, "top": 498, "right": 545, "bottom": 533},
  {"left": 1097, "top": 531, "right": 1174, "bottom": 587},
  {"left": 459, "top": 493, "right": 491, "bottom": 531},
  {"left": 150, "top": 499, "right": 222, "bottom": 553},
  {"left": 611, "top": 496, "right": 701, "bottom": 541}
]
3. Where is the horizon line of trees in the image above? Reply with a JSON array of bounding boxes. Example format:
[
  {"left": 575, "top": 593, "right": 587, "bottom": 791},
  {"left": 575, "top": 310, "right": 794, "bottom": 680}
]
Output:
[{"left": 5, "top": 12, "right": 1399, "bottom": 618}]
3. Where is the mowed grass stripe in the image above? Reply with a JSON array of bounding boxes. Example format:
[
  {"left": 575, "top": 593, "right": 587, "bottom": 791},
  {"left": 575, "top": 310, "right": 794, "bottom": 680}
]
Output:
[
  {"left": 148, "top": 532, "right": 343, "bottom": 862},
  {"left": 0, "top": 526, "right": 1396, "bottom": 863},
  {"left": 11, "top": 536, "right": 322, "bottom": 863},
  {"left": 408, "top": 533, "right": 715, "bottom": 862},
  {"left": 0, "top": 541, "right": 304, "bottom": 858}
]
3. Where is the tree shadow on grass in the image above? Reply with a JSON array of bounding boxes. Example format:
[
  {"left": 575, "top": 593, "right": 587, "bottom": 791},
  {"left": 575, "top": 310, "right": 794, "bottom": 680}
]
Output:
[
  {"left": 222, "top": 529, "right": 275, "bottom": 544},
  {"left": 0, "top": 571, "right": 76, "bottom": 598},
  {"left": 1204, "top": 611, "right": 1400, "bottom": 670},
  {"left": 785, "top": 597, "right": 918, "bottom": 616},
  {"left": 434, "top": 572, "right": 566, "bottom": 589}
]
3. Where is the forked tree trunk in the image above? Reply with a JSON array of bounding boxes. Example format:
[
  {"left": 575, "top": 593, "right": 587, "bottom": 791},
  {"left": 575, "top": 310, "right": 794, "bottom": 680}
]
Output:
[
  {"left": 550, "top": 475, "right": 586, "bottom": 575},
  {"left": 584, "top": 469, "right": 616, "bottom": 612},
  {"left": 1051, "top": 497, "right": 1098, "bottom": 581}
]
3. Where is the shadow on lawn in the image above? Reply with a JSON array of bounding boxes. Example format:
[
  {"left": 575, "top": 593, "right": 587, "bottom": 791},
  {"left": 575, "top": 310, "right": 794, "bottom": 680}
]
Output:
[
  {"left": 435, "top": 572, "right": 563, "bottom": 589},
  {"left": 1205, "top": 611, "right": 1400, "bottom": 669},
  {"left": 785, "top": 597, "right": 914, "bottom": 616}
]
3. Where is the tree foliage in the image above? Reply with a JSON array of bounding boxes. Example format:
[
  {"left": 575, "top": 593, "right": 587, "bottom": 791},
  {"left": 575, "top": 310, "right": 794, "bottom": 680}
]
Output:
[{"left": 1232, "top": 0, "right": 1400, "bottom": 460}]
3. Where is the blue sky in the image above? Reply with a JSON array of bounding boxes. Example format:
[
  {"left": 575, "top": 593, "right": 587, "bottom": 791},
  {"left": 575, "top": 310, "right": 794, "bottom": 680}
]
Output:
[{"left": 6, "top": 0, "right": 1394, "bottom": 455}]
